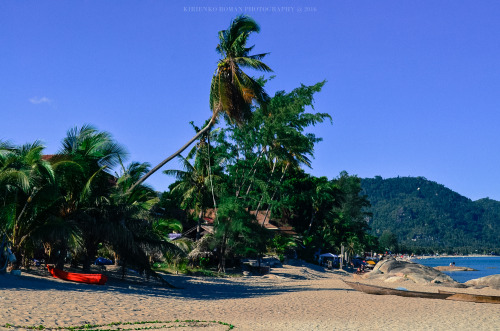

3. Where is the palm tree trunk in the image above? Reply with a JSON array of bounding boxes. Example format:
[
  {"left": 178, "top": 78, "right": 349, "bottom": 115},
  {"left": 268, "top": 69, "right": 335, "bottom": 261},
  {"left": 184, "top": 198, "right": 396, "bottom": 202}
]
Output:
[
  {"left": 15, "top": 198, "right": 31, "bottom": 230},
  {"left": 235, "top": 148, "right": 264, "bottom": 198},
  {"left": 15, "top": 187, "right": 39, "bottom": 228},
  {"left": 240, "top": 147, "right": 267, "bottom": 198},
  {"left": 196, "top": 209, "right": 203, "bottom": 241},
  {"left": 56, "top": 247, "right": 67, "bottom": 270},
  {"left": 11, "top": 245, "right": 22, "bottom": 270},
  {"left": 218, "top": 234, "right": 227, "bottom": 273},
  {"left": 261, "top": 163, "right": 289, "bottom": 226},
  {"left": 11, "top": 191, "right": 39, "bottom": 269},
  {"left": 307, "top": 213, "right": 316, "bottom": 234},
  {"left": 82, "top": 239, "right": 98, "bottom": 272},
  {"left": 207, "top": 135, "right": 217, "bottom": 217},
  {"left": 243, "top": 168, "right": 258, "bottom": 197},
  {"left": 255, "top": 159, "right": 277, "bottom": 214},
  {"left": 82, "top": 254, "right": 92, "bottom": 272},
  {"left": 128, "top": 115, "right": 216, "bottom": 193}
]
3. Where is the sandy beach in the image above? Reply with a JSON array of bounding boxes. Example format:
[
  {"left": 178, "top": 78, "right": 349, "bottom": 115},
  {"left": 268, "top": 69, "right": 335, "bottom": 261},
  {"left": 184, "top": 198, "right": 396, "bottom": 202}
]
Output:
[{"left": 1, "top": 262, "right": 499, "bottom": 331}]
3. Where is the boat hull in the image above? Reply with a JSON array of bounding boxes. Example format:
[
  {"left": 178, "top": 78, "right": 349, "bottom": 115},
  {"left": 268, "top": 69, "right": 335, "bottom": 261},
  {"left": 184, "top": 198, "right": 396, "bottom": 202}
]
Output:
[
  {"left": 47, "top": 265, "right": 108, "bottom": 285},
  {"left": 343, "top": 280, "right": 453, "bottom": 300},
  {"left": 438, "top": 290, "right": 500, "bottom": 304}
]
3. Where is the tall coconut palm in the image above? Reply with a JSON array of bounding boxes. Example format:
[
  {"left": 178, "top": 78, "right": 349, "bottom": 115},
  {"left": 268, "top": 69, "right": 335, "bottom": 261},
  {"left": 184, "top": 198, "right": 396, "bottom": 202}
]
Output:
[
  {"left": 51, "top": 125, "right": 127, "bottom": 270},
  {"left": 210, "top": 15, "right": 272, "bottom": 124},
  {"left": 129, "top": 15, "right": 272, "bottom": 193},
  {"left": 0, "top": 141, "right": 56, "bottom": 268}
]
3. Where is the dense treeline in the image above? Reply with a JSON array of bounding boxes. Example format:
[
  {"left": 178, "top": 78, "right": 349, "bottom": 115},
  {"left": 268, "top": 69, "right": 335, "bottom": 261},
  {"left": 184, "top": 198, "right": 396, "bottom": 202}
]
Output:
[
  {"left": 4, "top": 9, "right": 495, "bottom": 275},
  {"left": 0, "top": 126, "right": 177, "bottom": 276},
  {"left": 0, "top": 92, "right": 375, "bottom": 273},
  {"left": 361, "top": 176, "right": 500, "bottom": 254},
  {"left": 1, "top": 15, "right": 377, "bottom": 275}
]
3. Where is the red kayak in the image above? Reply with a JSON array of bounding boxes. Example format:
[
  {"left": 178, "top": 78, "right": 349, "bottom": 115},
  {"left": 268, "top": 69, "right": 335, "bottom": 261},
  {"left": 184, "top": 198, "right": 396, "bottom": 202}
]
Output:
[{"left": 47, "top": 265, "right": 108, "bottom": 285}]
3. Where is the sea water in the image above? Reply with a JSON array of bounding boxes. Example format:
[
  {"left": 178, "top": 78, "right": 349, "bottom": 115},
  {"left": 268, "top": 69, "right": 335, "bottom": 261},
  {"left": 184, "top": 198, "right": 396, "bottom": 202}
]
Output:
[{"left": 412, "top": 256, "right": 500, "bottom": 283}]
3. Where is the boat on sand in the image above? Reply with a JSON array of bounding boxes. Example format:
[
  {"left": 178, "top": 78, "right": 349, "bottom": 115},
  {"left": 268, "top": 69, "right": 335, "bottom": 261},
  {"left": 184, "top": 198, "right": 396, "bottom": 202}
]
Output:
[
  {"left": 438, "top": 290, "right": 500, "bottom": 304},
  {"left": 343, "top": 280, "right": 453, "bottom": 300},
  {"left": 344, "top": 280, "right": 500, "bottom": 304},
  {"left": 47, "top": 265, "right": 108, "bottom": 285}
]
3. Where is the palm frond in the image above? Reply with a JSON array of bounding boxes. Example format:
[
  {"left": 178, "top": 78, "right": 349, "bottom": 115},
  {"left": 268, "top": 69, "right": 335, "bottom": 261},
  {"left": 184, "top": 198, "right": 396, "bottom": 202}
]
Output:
[
  {"left": 234, "top": 57, "right": 272, "bottom": 72},
  {"left": 0, "top": 169, "right": 30, "bottom": 193},
  {"left": 79, "top": 165, "right": 107, "bottom": 203},
  {"left": 210, "top": 15, "right": 272, "bottom": 125},
  {"left": 0, "top": 140, "right": 15, "bottom": 152}
]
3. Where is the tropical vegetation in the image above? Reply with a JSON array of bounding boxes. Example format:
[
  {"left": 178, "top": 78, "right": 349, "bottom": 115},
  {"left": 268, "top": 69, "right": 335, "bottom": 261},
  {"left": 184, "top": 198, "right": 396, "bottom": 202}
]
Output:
[
  {"left": 362, "top": 176, "right": 500, "bottom": 255},
  {"left": 5, "top": 15, "right": 490, "bottom": 278}
]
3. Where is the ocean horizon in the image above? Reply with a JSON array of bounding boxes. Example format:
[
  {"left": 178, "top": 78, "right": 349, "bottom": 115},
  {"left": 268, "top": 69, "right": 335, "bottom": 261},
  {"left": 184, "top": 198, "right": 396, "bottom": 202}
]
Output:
[{"left": 412, "top": 256, "right": 500, "bottom": 283}]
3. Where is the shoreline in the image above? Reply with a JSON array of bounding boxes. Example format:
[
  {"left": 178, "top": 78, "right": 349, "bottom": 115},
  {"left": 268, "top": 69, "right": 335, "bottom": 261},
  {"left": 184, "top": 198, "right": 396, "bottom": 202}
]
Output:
[
  {"left": 411, "top": 255, "right": 497, "bottom": 259},
  {"left": 1, "top": 262, "right": 499, "bottom": 330}
]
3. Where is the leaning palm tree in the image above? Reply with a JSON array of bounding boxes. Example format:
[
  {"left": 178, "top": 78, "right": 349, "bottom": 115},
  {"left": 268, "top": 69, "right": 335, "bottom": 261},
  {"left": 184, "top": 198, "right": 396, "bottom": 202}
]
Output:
[
  {"left": 164, "top": 154, "right": 221, "bottom": 240},
  {"left": 129, "top": 15, "right": 272, "bottom": 193},
  {"left": 209, "top": 15, "right": 272, "bottom": 124},
  {"left": 105, "top": 161, "right": 181, "bottom": 283}
]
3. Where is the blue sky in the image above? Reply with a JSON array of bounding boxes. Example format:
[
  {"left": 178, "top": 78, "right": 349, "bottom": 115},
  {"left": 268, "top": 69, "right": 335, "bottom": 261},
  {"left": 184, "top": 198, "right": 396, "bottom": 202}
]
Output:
[{"left": 1, "top": 1, "right": 499, "bottom": 201}]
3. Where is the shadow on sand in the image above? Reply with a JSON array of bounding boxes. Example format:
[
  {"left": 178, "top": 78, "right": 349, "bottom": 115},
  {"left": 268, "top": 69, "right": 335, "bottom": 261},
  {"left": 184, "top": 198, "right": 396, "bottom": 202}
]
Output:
[{"left": 0, "top": 270, "right": 354, "bottom": 301}]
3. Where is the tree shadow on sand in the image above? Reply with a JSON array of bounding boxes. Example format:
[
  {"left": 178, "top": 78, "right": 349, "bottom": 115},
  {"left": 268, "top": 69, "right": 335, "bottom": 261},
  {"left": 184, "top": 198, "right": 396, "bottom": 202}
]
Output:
[{"left": 0, "top": 272, "right": 354, "bottom": 300}]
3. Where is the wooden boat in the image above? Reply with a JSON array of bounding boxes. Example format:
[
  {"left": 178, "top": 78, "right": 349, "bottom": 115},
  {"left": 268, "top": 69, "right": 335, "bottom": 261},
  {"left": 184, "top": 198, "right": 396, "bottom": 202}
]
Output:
[
  {"left": 343, "top": 280, "right": 453, "bottom": 300},
  {"left": 438, "top": 290, "right": 500, "bottom": 304},
  {"left": 47, "top": 265, "right": 108, "bottom": 285}
]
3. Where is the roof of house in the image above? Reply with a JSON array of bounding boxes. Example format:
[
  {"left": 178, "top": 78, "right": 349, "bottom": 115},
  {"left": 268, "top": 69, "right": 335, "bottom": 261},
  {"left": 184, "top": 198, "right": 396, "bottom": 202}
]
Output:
[{"left": 195, "top": 208, "right": 296, "bottom": 235}]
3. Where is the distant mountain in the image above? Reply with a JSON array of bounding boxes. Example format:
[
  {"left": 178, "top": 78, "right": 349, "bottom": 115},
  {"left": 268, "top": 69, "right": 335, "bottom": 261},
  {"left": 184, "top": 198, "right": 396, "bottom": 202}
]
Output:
[{"left": 361, "top": 176, "right": 500, "bottom": 254}]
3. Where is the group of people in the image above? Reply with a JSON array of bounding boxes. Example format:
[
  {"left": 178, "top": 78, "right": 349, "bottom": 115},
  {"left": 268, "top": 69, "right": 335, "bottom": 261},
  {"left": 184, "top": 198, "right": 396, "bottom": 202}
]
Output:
[
  {"left": 355, "top": 263, "right": 367, "bottom": 274},
  {"left": 350, "top": 260, "right": 367, "bottom": 274}
]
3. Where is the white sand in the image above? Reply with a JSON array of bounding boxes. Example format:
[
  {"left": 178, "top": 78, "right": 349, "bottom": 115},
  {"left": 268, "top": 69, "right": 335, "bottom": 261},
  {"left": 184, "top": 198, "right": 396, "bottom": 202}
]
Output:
[{"left": 1, "top": 263, "right": 499, "bottom": 330}]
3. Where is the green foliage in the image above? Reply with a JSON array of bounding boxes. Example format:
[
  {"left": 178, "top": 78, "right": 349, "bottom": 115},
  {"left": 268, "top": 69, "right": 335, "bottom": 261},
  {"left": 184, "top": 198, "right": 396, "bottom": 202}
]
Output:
[
  {"left": 199, "top": 256, "right": 210, "bottom": 268},
  {"left": 0, "top": 140, "right": 59, "bottom": 268},
  {"left": 221, "top": 81, "right": 332, "bottom": 219},
  {"left": 210, "top": 15, "right": 272, "bottom": 124},
  {"left": 284, "top": 171, "right": 372, "bottom": 259},
  {"left": 214, "top": 197, "right": 268, "bottom": 256},
  {"left": 379, "top": 230, "right": 398, "bottom": 252},
  {"left": 0, "top": 125, "right": 177, "bottom": 277},
  {"left": 1, "top": 16, "right": 363, "bottom": 275},
  {"left": 157, "top": 250, "right": 189, "bottom": 273},
  {"left": 362, "top": 176, "right": 500, "bottom": 253},
  {"left": 269, "top": 234, "right": 297, "bottom": 262}
]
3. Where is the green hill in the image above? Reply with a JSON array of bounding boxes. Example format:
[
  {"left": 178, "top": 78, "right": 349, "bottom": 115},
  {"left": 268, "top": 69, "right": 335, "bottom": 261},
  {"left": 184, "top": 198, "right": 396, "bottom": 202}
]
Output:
[{"left": 361, "top": 176, "right": 500, "bottom": 254}]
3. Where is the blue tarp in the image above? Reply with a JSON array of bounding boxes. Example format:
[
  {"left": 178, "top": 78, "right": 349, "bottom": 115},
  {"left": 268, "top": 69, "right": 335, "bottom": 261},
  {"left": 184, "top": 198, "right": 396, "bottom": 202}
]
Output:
[
  {"left": 319, "top": 253, "right": 338, "bottom": 258},
  {"left": 168, "top": 233, "right": 182, "bottom": 240},
  {"left": 95, "top": 257, "right": 113, "bottom": 265}
]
